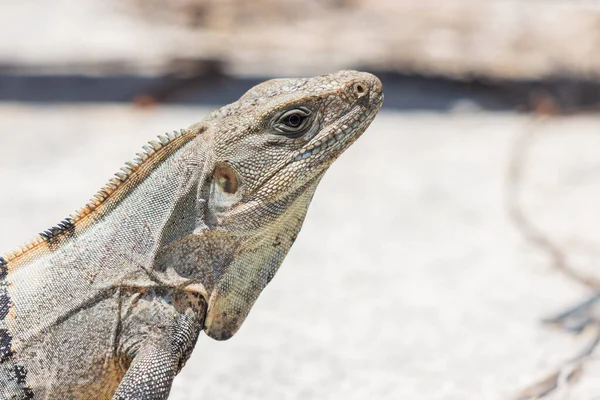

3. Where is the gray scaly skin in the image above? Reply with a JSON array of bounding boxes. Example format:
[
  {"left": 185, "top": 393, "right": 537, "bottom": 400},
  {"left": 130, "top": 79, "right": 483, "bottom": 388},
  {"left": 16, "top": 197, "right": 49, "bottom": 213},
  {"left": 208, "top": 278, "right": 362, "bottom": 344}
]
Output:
[{"left": 0, "top": 70, "right": 383, "bottom": 399}]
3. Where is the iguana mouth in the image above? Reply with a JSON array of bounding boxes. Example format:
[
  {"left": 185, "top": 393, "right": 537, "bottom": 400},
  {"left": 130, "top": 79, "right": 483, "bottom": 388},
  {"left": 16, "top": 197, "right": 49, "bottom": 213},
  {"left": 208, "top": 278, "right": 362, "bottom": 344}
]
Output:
[{"left": 293, "top": 91, "right": 384, "bottom": 163}]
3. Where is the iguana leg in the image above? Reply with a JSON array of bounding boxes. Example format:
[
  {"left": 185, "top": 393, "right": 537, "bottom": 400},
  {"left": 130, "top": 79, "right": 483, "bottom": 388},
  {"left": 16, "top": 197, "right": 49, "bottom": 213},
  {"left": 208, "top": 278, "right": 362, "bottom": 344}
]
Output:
[
  {"left": 112, "top": 343, "right": 177, "bottom": 400},
  {"left": 113, "top": 289, "right": 206, "bottom": 400}
]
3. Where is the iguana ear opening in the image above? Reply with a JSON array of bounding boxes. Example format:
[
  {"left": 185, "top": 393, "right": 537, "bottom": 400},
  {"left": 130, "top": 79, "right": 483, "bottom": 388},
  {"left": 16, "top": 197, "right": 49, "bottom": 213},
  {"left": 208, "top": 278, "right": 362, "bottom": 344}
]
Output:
[
  {"left": 208, "top": 162, "right": 243, "bottom": 215},
  {"left": 214, "top": 162, "right": 239, "bottom": 194}
]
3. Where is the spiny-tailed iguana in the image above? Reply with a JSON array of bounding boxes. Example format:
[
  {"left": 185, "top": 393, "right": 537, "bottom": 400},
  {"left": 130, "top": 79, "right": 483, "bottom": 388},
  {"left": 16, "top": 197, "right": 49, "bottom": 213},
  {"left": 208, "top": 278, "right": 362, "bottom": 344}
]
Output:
[{"left": 0, "top": 70, "right": 383, "bottom": 399}]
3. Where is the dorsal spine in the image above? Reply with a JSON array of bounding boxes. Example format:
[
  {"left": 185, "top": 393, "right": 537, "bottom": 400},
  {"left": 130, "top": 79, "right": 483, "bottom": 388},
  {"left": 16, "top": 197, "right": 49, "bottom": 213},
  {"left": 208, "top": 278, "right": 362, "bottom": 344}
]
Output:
[{"left": 2, "top": 128, "right": 198, "bottom": 263}]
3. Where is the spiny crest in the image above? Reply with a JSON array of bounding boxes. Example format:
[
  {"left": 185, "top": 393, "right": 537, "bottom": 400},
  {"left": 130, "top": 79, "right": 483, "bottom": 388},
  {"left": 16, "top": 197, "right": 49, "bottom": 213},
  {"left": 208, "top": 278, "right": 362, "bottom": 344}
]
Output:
[
  {"left": 39, "top": 218, "right": 75, "bottom": 250},
  {"left": 2, "top": 129, "right": 190, "bottom": 263},
  {"left": 69, "top": 129, "right": 187, "bottom": 222},
  {"left": 0, "top": 257, "right": 6, "bottom": 280}
]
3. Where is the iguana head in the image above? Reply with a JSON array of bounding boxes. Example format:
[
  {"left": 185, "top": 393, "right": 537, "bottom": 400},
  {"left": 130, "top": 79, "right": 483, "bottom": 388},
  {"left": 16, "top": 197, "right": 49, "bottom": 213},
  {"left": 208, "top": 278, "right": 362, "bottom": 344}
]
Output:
[{"left": 202, "top": 70, "right": 383, "bottom": 340}]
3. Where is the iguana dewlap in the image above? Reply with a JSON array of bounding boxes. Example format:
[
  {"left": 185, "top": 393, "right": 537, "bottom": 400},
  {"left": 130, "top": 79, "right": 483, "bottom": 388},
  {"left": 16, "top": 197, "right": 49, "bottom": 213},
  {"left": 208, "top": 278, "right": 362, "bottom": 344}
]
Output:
[{"left": 0, "top": 70, "right": 383, "bottom": 400}]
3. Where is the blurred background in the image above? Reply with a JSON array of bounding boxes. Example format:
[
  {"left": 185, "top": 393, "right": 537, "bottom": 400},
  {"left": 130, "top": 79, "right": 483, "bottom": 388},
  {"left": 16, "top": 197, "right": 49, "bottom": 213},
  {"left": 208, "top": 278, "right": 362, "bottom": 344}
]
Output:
[{"left": 1, "top": 0, "right": 600, "bottom": 399}]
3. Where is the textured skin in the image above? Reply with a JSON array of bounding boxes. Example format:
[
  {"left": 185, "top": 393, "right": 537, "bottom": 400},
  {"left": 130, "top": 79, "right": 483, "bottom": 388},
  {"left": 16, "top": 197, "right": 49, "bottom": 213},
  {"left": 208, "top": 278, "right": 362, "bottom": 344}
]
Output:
[{"left": 0, "top": 70, "right": 383, "bottom": 399}]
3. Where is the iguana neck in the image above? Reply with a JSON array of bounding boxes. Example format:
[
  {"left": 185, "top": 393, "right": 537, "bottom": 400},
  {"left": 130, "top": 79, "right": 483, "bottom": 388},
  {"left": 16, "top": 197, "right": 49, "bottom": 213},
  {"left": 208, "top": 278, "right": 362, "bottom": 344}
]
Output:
[{"left": 2, "top": 123, "right": 209, "bottom": 272}]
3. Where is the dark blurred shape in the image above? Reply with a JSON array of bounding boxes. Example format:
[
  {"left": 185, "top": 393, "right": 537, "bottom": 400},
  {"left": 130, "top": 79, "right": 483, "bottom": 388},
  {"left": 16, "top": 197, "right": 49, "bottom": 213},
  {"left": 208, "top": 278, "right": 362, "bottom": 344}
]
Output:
[
  {"left": 132, "top": 58, "right": 225, "bottom": 107},
  {"left": 2, "top": 66, "right": 600, "bottom": 113}
]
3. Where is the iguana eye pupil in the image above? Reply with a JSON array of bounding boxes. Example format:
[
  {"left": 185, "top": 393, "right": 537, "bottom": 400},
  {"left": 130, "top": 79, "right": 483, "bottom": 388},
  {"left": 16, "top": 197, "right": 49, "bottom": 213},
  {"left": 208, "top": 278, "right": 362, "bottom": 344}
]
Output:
[
  {"left": 275, "top": 108, "right": 311, "bottom": 135},
  {"left": 284, "top": 113, "right": 303, "bottom": 127}
]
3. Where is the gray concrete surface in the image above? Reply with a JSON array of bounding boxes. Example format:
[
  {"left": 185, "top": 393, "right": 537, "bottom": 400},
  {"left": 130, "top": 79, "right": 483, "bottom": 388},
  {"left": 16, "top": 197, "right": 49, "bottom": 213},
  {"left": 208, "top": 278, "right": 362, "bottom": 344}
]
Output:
[{"left": 0, "top": 104, "right": 599, "bottom": 399}]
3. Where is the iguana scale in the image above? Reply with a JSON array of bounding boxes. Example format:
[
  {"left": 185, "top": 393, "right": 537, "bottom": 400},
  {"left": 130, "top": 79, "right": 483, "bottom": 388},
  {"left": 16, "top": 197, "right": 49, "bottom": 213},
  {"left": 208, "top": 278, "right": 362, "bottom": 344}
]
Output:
[{"left": 0, "top": 70, "right": 383, "bottom": 399}]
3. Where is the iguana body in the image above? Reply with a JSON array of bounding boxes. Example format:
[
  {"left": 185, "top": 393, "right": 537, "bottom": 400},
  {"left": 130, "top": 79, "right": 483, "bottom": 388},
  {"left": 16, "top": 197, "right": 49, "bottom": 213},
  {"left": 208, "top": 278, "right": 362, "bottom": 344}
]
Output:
[{"left": 0, "top": 70, "right": 383, "bottom": 399}]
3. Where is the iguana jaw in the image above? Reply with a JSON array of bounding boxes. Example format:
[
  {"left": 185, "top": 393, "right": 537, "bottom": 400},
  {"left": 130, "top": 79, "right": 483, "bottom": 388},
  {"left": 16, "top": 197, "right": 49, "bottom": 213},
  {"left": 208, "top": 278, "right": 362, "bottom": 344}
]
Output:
[
  {"left": 291, "top": 84, "right": 383, "bottom": 168},
  {"left": 204, "top": 71, "right": 383, "bottom": 340}
]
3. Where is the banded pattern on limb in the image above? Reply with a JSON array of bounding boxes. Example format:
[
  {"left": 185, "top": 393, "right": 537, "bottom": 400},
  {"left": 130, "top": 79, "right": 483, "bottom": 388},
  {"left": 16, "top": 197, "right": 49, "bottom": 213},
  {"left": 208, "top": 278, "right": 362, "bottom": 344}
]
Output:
[{"left": 0, "top": 70, "right": 383, "bottom": 399}]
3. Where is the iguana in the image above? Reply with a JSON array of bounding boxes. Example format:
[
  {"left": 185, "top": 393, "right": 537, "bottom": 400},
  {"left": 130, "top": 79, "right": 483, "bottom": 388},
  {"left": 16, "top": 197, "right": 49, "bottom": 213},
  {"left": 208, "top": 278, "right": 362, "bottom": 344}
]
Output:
[{"left": 0, "top": 70, "right": 383, "bottom": 399}]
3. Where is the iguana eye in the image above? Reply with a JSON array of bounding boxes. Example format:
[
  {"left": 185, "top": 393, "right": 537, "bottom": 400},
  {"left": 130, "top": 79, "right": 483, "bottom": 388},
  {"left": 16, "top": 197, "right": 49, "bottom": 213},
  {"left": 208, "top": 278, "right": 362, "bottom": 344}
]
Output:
[{"left": 274, "top": 108, "right": 312, "bottom": 136}]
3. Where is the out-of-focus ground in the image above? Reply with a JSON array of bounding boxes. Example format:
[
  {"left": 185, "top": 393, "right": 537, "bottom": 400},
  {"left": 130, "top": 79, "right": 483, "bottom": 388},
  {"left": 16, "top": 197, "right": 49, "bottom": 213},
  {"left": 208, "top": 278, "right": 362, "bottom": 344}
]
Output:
[
  {"left": 1, "top": 0, "right": 600, "bottom": 399},
  {"left": 1, "top": 105, "right": 599, "bottom": 399},
  {"left": 1, "top": 0, "right": 600, "bottom": 79}
]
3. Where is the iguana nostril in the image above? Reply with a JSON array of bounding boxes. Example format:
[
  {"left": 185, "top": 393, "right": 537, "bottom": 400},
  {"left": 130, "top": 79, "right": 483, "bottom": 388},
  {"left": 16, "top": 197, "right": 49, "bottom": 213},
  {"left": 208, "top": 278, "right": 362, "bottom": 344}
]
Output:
[{"left": 353, "top": 82, "right": 367, "bottom": 98}]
